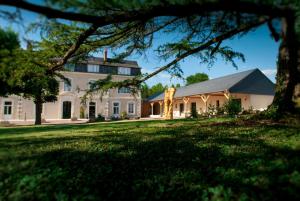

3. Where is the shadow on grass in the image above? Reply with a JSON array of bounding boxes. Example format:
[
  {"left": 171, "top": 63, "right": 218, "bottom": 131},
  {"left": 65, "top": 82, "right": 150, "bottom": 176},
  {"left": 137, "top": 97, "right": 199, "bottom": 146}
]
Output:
[{"left": 1, "top": 120, "right": 300, "bottom": 201}]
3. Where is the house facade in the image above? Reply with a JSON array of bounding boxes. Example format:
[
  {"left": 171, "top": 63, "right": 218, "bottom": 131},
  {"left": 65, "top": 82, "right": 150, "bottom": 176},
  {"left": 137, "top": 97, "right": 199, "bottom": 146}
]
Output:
[
  {"left": 0, "top": 57, "right": 142, "bottom": 122},
  {"left": 147, "top": 69, "right": 275, "bottom": 118}
]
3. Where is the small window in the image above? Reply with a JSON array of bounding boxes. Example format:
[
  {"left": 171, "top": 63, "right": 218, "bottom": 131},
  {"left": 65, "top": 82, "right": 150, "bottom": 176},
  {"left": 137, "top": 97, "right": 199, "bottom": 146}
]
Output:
[
  {"left": 4, "top": 101, "right": 12, "bottom": 115},
  {"left": 87, "top": 64, "right": 99, "bottom": 73},
  {"left": 216, "top": 100, "right": 220, "bottom": 108},
  {"left": 113, "top": 102, "right": 120, "bottom": 115},
  {"left": 128, "top": 103, "right": 135, "bottom": 114},
  {"left": 64, "top": 79, "right": 72, "bottom": 92},
  {"left": 118, "top": 87, "right": 131, "bottom": 94},
  {"left": 118, "top": 67, "right": 131, "bottom": 75}
]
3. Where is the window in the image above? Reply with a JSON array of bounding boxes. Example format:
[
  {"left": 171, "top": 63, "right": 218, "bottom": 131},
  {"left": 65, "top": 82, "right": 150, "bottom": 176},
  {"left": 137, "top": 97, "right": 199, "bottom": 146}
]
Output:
[
  {"left": 75, "top": 63, "right": 87, "bottom": 72},
  {"left": 87, "top": 64, "right": 99, "bottom": 73},
  {"left": 118, "top": 67, "right": 131, "bottom": 75},
  {"left": 64, "top": 79, "right": 72, "bottom": 92},
  {"left": 4, "top": 101, "right": 12, "bottom": 115},
  {"left": 131, "top": 68, "right": 141, "bottom": 76},
  {"left": 118, "top": 87, "right": 131, "bottom": 94},
  {"left": 89, "top": 80, "right": 96, "bottom": 89},
  {"left": 99, "top": 65, "right": 118, "bottom": 74},
  {"left": 113, "top": 102, "right": 120, "bottom": 115},
  {"left": 216, "top": 100, "right": 220, "bottom": 108},
  {"left": 128, "top": 102, "right": 135, "bottom": 114}
]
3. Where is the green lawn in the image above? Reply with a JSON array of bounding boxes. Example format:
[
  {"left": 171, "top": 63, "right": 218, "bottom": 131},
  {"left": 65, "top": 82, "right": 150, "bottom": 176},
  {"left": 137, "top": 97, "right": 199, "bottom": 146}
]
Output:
[{"left": 0, "top": 118, "right": 300, "bottom": 201}]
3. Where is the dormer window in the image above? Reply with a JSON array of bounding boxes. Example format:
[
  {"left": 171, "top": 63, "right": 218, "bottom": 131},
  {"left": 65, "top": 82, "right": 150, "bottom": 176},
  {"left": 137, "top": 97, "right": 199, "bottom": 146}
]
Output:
[
  {"left": 87, "top": 64, "right": 99, "bottom": 73},
  {"left": 118, "top": 67, "right": 131, "bottom": 75}
]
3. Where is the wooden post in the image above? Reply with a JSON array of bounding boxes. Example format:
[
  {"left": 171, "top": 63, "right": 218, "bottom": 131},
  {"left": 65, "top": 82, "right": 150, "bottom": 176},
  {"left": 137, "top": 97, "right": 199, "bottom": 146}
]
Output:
[
  {"left": 183, "top": 97, "right": 190, "bottom": 117},
  {"left": 150, "top": 102, "right": 154, "bottom": 115},
  {"left": 224, "top": 90, "right": 230, "bottom": 100},
  {"left": 159, "top": 101, "right": 163, "bottom": 117},
  {"left": 200, "top": 95, "right": 210, "bottom": 112}
]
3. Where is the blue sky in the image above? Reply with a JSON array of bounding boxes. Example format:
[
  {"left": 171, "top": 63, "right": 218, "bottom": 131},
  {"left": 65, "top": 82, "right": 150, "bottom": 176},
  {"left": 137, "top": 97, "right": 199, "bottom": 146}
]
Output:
[{"left": 0, "top": 2, "right": 279, "bottom": 87}]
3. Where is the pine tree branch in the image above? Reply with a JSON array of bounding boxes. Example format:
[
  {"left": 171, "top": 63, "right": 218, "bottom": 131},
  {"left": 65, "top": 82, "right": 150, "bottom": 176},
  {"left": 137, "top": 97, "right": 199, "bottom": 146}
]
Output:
[
  {"left": 0, "top": 0, "right": 291, "bottom": 24},
  {"left": 49, "top": 24, "right": 99, "bottom": 72}
]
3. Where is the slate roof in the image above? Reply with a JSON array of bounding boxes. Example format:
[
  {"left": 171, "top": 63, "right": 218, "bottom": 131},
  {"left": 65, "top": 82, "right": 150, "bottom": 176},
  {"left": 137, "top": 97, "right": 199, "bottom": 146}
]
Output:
[
  {"left": 148, "top": 68, "right": 275, "bottom": 101},
  {"left": 85, "top": 56, "right": 140, "bottom": 68}
]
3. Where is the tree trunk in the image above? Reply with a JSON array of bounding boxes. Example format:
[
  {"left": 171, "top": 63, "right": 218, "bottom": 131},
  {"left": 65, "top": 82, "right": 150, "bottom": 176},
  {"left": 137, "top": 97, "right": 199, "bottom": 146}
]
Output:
[
  {"left": 34, "top": 96, "right": 43, "bottom": 125},
  {"left": 271, "top": 14, "right": 300, "bottom": 115}
]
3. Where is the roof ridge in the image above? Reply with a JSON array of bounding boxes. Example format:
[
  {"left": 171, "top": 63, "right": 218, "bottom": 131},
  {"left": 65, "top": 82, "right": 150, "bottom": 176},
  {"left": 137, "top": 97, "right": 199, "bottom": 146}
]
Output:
[{"left": 179, "top": 68, "right": 257, "bottom": 90}]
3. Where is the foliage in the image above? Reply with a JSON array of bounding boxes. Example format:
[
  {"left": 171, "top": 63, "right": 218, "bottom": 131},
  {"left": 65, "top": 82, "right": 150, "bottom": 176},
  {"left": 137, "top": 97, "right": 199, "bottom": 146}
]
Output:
[
  {"left": 141, "top": 83, "right": 168, "bottom": 99},
  {"left": 256, "top": 105, "right": 280, "bottom": 120},
  {"left": 121, "top": 111, "right": 128, "bottom": 120},
  {"left": 96, "top": 114, "right": 105, "bottom": 122},
  {"left": 80, "top": 106, "right": 85, "bottom": 119},
  {"left": 0, "top": 118, "right": 300, "bottom": 201},
  {"left": 223, "top": 98, "right": 242, "bottom": 116},
  {"left": 89, "top": 114, "right": 105, "bottom": 122},
  {"left": 186, "top": 72, "right": 209, "bottom": 86},
  {"left": 207, "top": 104, "right": 217, "bottom": 116},
  {"left": 216, "top": 105, "right": 225, "bottom": 115}
]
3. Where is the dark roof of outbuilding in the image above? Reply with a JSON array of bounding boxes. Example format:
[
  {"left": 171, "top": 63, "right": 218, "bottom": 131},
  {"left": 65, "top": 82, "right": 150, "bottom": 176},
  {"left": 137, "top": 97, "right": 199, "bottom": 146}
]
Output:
[{"left": 148, "top": 68, "right": 275, "bottom": 101}]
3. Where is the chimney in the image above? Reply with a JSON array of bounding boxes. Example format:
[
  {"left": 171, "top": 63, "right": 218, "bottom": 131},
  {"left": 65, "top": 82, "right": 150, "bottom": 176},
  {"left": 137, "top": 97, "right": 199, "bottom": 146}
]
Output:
[{"left": 103, "top": 48, "right": 108, "bottom": 62}]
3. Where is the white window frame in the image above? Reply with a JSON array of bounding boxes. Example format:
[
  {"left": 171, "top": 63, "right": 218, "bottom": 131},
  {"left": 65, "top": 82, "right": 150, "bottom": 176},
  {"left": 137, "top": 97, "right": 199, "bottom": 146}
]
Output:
[
  {"left": 112, "top": 101, "right": 120, "bottom": 116},
  {"left": 63, "top": 78, "right": 72, "bottom": 92},
  {"left": 87, "top": 64, "right": 99, "bottom": 73},
  {"left": 127, "top": 102, "right": 135, "bottom": 115},
  {"left": 118, "top": 67, "right": 131, "bottom": 75},
  {"left": 3, "top": 100, "right": 13, "bottom": 119}
]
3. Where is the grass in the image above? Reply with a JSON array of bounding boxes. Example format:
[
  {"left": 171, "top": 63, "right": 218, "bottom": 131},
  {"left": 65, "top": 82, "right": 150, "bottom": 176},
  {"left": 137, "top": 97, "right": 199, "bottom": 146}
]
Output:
[{"left": 0, "top": 118, "right": 300, "bottom": 201}]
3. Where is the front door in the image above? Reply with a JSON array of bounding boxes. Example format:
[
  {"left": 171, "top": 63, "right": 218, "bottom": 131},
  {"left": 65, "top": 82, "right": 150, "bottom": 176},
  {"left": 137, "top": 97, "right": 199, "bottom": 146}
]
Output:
[
  {"left": 3, "top": 101, "right": 12, "bottom": 120},
  {"left": 62, "top": 101, "right": 72, "bottom": 119},
  {"left": 179, "top": 103, "right": 184, "bottom": 116},
  {"left": 191, "top": 102, "right": 196, "bottom": 112},
  {"left": 89, "top": 102, "right": 96, "bottom": 119}
]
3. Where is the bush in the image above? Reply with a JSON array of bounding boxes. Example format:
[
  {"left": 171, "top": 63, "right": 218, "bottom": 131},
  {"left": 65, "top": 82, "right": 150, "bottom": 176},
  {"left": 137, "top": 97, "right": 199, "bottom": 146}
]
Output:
[
  {"left": 207, "top": 104, "right": 216, "bottom": 116},
  {"left": 95, "top": 114, "right": 105, "bottom": 122},
  {"left": 121, "top": 111, "right": 128, "bottom": 120},
  {"left": 216, "top": 106, "right": 225, "bottom": 115},
  {"left": 88, "top": 114, "right": 105, "bottom": 123},
  {"left": 80, "top": 106, "right": 85, "bottom": 119},
  {"left": 223, "top": 98, "right": 241, "bottom": 116},
  {"left": 110, "top": 115, "right": 120, "bottom": 121}
]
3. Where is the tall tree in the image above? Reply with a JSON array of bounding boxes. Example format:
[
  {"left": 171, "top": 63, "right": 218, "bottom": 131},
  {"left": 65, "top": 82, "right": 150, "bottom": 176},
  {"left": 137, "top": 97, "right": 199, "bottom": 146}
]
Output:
[
  {"left": 186, "top": 73, "right": 209, "bottom": 86},
  {"left": 0, "top": 27, "right": 60, "bottom": 125}
]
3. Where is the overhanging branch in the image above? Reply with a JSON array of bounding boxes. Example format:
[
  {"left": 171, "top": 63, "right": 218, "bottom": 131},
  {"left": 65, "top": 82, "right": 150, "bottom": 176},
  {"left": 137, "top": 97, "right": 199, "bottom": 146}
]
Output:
[{"left": 138, "top": 17, "right": 270, "bottom": 83}]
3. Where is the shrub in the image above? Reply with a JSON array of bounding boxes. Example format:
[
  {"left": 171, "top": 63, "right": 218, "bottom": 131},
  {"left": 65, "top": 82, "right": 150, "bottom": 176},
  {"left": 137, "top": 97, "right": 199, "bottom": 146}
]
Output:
[
  {"left": 110, "top": 115, "right": 120, "bottom": 121},
  {"left": 95, "top": 114, "right": 105, "bottom": 122},
  {"left": 223, "top": 98, "right": 241, "bottom": 116},
  {"left": 121, "top": 111, "right": 128, "bottom": 120},
  {"left": 216, "top": 106, "right": 225, "bottom": 115},
  {"left": 80, "top": 106, "right": 85, "bottom": 119},
  {"left": 207, "top": 104, "right": 216, "bottom": 116}
]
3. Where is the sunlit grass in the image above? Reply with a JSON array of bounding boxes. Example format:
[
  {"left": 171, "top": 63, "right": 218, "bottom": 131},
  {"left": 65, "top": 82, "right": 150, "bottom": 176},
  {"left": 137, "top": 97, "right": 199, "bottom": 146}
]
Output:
[{"left": 0, "top": 118, "right": 299, "bottom": 201}]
